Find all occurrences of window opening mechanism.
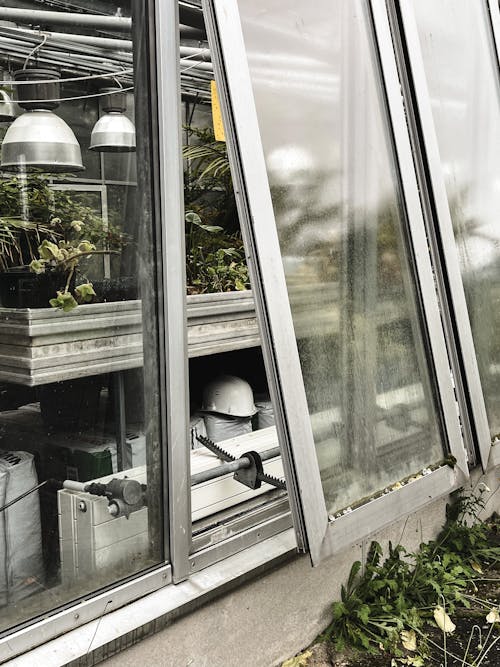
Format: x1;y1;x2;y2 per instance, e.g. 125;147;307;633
194;434;286;491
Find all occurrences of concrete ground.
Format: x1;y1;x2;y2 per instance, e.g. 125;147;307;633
96;495;453;667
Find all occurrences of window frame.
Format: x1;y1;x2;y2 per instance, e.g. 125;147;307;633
203;0;469;565
0;0;176;658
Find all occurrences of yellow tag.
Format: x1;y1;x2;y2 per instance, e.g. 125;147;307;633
211;80;226;142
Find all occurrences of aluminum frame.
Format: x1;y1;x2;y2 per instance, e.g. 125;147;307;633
155;0;191;583
0;1;176;656
0;565;172;663
204;0;469;565
396;0;494;470
488;0;500;69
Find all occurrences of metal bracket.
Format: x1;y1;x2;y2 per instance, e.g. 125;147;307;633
195;434;286;491
233;450;263;489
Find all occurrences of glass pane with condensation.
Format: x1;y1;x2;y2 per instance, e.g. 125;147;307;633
236;0;444;514
413;0;500;440
0;0;164;632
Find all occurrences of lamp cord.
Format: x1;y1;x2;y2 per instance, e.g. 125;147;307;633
23;33;48;69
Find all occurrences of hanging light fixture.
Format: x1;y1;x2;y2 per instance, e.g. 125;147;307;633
0;68;84;172
0;89;17;123
0;70;20;123
89;87;136;153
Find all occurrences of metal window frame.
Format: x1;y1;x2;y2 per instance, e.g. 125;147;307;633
203;0;469;565
395;0;495;470
0;0;178;658
487;0;500;68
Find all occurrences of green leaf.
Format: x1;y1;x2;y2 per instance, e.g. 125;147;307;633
75;282;96;303
356;604;370;624
347;561;362;593
332;601;346;621
49;290;78;312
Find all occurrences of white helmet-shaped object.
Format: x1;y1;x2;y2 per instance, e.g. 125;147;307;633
201;375;257;417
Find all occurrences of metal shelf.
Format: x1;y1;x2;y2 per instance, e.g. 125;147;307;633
0;285;410;385
0;291;260;385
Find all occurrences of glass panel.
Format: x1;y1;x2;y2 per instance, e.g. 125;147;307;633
412;0;500;440
0;1;164;632
236;0;444;514
180;14;288;547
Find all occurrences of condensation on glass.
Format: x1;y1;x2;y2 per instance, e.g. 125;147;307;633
236;0;444;514
412;0;500;440
0;1;163;632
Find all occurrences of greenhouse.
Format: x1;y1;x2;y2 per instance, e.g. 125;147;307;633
0;1;498;665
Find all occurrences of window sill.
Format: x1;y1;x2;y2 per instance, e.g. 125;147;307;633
7;529;297;667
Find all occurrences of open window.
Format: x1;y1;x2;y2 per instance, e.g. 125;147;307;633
204;0;470;564
395;0;500;469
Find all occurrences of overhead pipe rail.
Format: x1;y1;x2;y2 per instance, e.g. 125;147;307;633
0;4;206;36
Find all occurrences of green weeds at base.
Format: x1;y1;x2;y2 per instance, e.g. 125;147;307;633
322;485;500;662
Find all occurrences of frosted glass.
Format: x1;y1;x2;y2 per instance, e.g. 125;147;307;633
237;0;444;513
413;0;500;440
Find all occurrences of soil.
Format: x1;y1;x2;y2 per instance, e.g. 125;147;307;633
285;552;500;666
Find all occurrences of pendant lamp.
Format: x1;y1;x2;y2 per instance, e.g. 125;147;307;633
0;68;84;172
89;87;136;153
0;89;18;123
0;71;20;123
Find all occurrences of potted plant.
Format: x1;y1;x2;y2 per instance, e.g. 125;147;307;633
0;174;126;310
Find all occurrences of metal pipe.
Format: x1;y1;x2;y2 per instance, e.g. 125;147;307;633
63;480;87;493
191;458;249;486
0;6;205;35
181;46;211;62
0;27;209;63
190;447;281;486
180;25;206;40
0;7;132;32
180;58;213;73
8;26;133;51
179;3;205;32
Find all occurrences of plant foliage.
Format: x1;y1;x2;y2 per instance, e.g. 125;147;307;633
323;485;500;659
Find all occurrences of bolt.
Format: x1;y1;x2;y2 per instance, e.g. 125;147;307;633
78;501;87;512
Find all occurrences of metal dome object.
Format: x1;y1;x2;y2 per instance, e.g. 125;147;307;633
201;375;258;418
89;87;136;153
89;112;136;152
1;109;84;172
0;67;83;172
0;90;18;122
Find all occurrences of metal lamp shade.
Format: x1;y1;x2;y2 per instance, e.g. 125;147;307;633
89;112;136;153
0;109;84;172
0;90;18;122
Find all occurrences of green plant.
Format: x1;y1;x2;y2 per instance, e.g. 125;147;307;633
0;175;127;309
183;126;248;293
185;210;249;294
323;484;500;661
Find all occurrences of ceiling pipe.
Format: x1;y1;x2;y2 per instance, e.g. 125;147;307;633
180;25;206;40
2;28;210;61
0;5;206;35
0;7;131;32
179;3;205;32
8;27;133;51
180;58;212;73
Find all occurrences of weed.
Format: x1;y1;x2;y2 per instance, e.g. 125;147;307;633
323;485;500;663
